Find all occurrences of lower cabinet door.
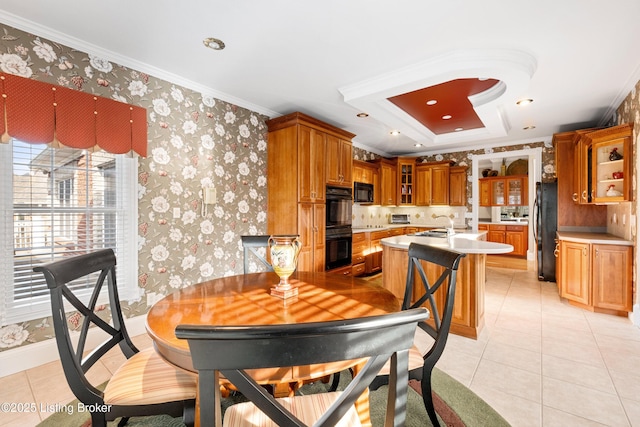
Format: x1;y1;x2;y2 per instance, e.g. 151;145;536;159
560;241;590;305
592;244;632;312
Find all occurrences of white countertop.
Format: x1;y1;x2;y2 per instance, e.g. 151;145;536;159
556;231;633;246
478;220;529;225
381;232;514;254
352;225;469;234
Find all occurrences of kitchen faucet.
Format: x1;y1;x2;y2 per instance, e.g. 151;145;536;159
433;214;455;236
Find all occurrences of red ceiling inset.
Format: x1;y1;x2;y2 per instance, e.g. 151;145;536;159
387;78;500;135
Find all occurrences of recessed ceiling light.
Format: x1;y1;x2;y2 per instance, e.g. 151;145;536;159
426;99;437;106
390;130;400;136
356;112;369;118
442;115;452;120
454;127;463;132
414;143;423;147
523;125;536;130
203;37;226;50
516;98;534;106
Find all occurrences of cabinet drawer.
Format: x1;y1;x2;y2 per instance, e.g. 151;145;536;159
371;230;390;240
478;224;489;230
352;232;366;243
506;225;525;231
353;240;370;253
389;228;405;236
352;263;366;276
489;225;506;231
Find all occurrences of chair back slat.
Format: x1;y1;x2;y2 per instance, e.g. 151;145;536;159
177;307;429;427
241;235;274;273
33;249;138;396
34;249;196;426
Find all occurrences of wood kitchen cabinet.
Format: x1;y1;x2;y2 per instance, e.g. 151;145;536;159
480;223;527;256
326;134;352;187
297;203;326;272
479;180;491;207
375;158;397;206
572;123;633;204
588;124;632;203
266;112;355;271
558;236;633;315
592;244;633;312
415;161;450;206
449;166;468;206
396;157;415;205
552;130;607;227
352;159;375;184
505;225;528;256
351;232;369;276
479;175;528;206
559;240;591;305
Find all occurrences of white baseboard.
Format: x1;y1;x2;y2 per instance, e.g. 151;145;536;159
631;304;640;327
0;314;148;378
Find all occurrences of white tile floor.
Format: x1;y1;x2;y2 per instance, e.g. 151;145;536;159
1;264;640;426
435;266;640;427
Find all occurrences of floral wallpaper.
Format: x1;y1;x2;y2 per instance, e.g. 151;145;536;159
0;24;269;351
613;79;640;310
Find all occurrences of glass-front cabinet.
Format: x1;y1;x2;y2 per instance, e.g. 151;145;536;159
581;123;632;204
491;180;505;205
397;158;415;205
481;175;527;206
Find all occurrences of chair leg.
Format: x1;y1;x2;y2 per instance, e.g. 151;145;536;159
91;412;107;427
420;367;440;427
328;372;341;392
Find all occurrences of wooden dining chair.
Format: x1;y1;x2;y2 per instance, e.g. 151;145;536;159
176;307;429;427
372;243;466;427
34;249;197;427
241;235;274;274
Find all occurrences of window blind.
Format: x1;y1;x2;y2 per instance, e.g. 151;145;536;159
1;140;138;325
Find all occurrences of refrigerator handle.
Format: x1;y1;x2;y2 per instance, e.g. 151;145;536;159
533;195;539;243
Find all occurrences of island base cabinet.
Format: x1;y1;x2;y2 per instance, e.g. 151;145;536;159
382;247;484;339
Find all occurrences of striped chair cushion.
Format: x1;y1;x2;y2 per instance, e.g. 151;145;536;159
223;392;362;427
104;347;198;405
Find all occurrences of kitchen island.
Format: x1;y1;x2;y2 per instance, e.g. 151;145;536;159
381;232;513;339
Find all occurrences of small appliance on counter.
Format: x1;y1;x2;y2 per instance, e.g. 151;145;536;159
389;214;410;224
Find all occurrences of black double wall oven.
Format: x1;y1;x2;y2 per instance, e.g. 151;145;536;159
325;186;352;270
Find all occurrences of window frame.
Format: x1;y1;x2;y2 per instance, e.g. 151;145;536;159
0;140;140;326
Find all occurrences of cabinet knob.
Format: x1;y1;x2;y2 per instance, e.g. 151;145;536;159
582;191;587;201
572;193;579;202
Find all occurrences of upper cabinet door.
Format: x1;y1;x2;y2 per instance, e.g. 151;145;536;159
326;135;352;187
298;125;326;203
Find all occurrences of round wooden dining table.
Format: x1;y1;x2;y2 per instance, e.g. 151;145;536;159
146;270;400;426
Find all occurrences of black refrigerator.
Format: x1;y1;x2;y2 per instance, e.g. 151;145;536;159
534;181;558;282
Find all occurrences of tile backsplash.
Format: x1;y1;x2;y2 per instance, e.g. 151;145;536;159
352;204;467;229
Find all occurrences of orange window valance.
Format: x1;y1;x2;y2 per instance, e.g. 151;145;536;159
0;72;147;157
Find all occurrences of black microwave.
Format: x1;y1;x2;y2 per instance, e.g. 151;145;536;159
353;182;374;204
